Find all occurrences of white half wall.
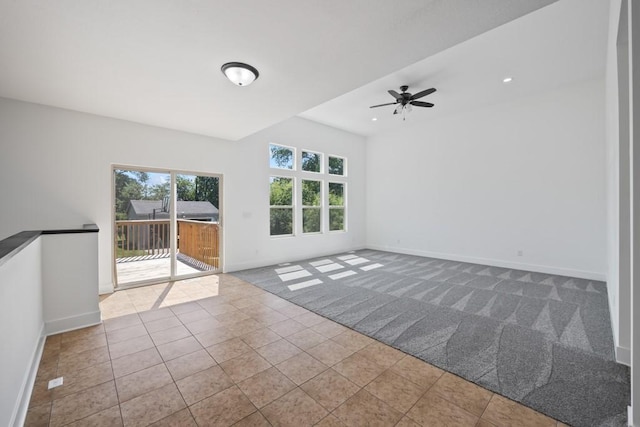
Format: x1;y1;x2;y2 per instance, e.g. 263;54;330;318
0;98;366;292
366;78;606;280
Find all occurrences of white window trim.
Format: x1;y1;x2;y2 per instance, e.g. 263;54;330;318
301;178;323;234
327;154;347;177
269;176;295;237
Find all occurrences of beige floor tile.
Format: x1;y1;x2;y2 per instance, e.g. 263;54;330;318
120;382;186;427
261;388;328;427
143;315;182;333
285;328;328;350
183;316;224;335
406;390;478;427
232;411;272;426
255;339;303;364
28;378;53;408
252;310;290;327
276;304;310;318
275;352;328;385
220;350;272;382
103;313;142;332
115;363;173;403
315;414;347;427
430;373;493;417
189;385;257;427
60;333;108;356
156;335;203;361
395;416;421;427
215;309;252;325
207;337;253;363
53;361;114;399
65;405;123;427
476;419;498;427
238;366;297;408
240;328;282;349
24;402;51;426
57;345;111;376
268;319;307;337
365;370;426;413
50;381;119;427
306;339;354;366
149;408;197;426
311;320;348;338
481;395;556;427
331;330;374;352
176;308;212;324
149;324;191;345
292;311;326;327
169;301;203;315
204;303;239;316
106;324;149;345
138;308;174;323
389;355;444;388
227;318;264;336
60;324;105;344
165;349;216;380
175;365;234;405
108;334;155;360
332;353;386;387
194;326;237;347
356;341;405;369
300;368;360;411
332;389;403;427
111;347;163;378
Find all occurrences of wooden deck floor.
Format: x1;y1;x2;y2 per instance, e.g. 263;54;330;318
116;257;204;285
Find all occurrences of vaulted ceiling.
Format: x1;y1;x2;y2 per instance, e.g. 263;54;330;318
1;0;592;141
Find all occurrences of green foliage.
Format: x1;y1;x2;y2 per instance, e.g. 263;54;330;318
302;180;321;206
195;176;219;208
149;182;170;200
270;208;293;235
328;157;344;175
303;208;321;233
176;175;195;201
301;151;321;172
270;177;293;206
270;145;293;169
328;182;344;206
329;208;345;231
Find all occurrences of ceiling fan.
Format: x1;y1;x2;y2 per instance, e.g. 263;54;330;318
370;85;436;119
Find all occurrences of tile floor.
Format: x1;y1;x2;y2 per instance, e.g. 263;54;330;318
25;274;569;426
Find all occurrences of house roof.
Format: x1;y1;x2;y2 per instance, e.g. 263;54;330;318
128;200;218;218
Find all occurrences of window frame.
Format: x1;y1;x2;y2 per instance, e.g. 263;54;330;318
301;150;323;174
301;178;323;234
327;155;347;177
269;175;295;237
269;143;296;171
328;181;346;232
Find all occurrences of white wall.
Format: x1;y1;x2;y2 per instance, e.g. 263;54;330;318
0;98;366;293
0;239;44;427
366;78;606;280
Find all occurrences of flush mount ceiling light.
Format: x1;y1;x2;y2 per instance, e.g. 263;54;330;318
503;77;513;83
221;62;259;86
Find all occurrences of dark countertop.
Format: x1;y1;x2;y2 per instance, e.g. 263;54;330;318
0;224;99;268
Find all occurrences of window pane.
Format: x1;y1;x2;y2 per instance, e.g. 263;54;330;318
328;182;344;206
329;208;345;231
303;208;321;233
328;156;344;175
270;144;294;170
270;177;293;206
302;151;321;172
271;208;293;235
302;180;321;206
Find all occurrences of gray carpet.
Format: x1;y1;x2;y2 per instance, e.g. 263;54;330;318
234;249;630;427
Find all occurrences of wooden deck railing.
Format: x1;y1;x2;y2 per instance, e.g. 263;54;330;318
115;219;219;269
177;219;220;269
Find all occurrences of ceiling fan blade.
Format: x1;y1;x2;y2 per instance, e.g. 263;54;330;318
410;101;434;108
388;90;402;100
369;102;398;108
410;88;436;100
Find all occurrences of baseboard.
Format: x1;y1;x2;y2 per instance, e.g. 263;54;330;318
365;244;606;281
99;282;114;295
628;405;633;426
11;324;45;427
225;246;366;273
616;346;631;366
45;310;102;335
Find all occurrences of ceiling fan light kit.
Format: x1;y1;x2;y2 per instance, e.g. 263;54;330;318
221;62;259;86
370;85;435;120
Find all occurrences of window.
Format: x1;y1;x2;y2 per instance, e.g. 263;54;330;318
329;182;345;231
270;177;294;236
270;144;294;170
302;180;321;233
328;156;345;176
302;150;321;173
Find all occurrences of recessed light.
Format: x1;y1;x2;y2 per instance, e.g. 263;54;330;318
372;117;378;121
503;77;513;83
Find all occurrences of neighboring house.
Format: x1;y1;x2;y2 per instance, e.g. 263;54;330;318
123;200;219;252
126;200;219;222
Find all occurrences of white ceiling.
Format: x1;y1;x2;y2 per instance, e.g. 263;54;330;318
301;0;610;136
0;0;559;141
